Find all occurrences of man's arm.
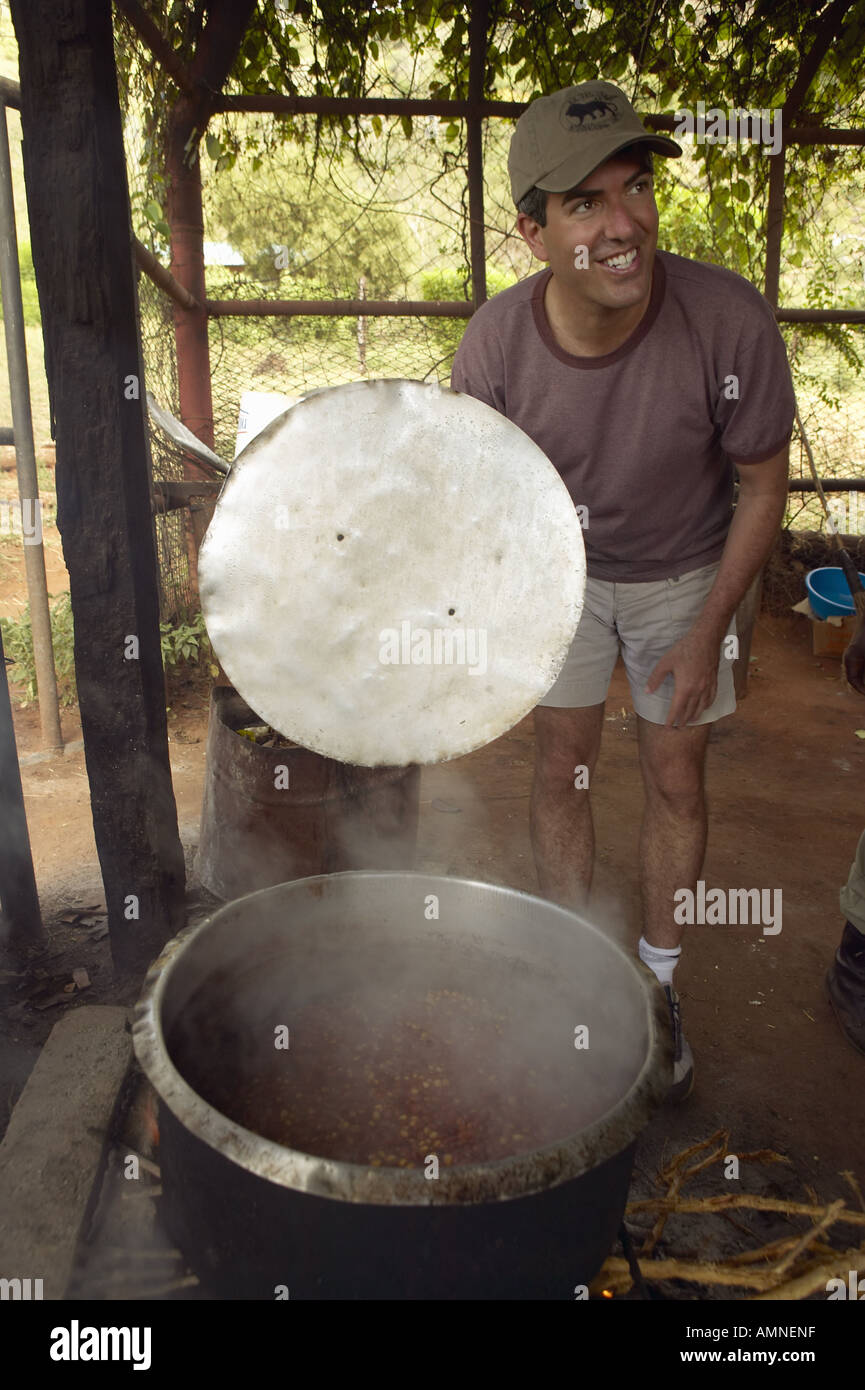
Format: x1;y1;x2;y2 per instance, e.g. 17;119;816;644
646;443;790;727
689;445;791;641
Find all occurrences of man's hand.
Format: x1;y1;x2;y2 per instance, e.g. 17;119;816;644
645;627;723;728
844;621;865;696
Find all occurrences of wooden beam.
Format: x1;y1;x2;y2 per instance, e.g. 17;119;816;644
776;308;865;324
186;0;258;124
5;60;863;148
133;236;199;310
10;0;186;973
214;94;525;118
788;479;865;492
203;298;864;324
765;0;852;308
151;478;221;513
206;297;473;317
781;0;852;123
210;92;865;146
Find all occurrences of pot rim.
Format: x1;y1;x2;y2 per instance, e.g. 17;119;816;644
133;871;672;1207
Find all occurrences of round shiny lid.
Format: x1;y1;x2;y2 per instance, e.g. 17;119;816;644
199;379;585;766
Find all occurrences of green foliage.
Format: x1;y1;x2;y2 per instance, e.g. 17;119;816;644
114;1;865;413
160;610;214;670
202;141;412;303
421;267;517;360
0;592;76;706
4;241;42;327
0;602;215;708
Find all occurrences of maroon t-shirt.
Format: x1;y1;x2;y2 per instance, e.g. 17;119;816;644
450;249;795;582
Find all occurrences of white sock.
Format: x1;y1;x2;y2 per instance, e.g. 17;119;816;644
638;936;681;987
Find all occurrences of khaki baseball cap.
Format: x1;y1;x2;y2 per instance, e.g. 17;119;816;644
509;80;682;205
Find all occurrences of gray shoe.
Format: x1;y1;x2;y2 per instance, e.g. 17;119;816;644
663;985;695;1101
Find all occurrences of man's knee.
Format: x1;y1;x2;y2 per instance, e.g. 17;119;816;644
644;777;705;822
533;705;604;790
638;724;709;810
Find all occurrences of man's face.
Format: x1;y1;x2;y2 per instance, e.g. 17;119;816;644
516;153;658;311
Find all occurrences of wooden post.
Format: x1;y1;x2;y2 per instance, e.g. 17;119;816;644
163;0;256;569
764;149;785;313
165;100;214;571
730;140;787;700
10;0;186;972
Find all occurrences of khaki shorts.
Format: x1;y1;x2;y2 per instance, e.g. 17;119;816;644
538;561;737;725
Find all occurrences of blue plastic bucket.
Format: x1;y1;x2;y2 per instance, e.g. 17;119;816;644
805;566;865;619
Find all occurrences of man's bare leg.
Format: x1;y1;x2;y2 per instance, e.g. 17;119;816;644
636;717;711;948
530;704;605;909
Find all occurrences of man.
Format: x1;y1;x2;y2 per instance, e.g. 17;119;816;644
450;80;795;1100
827;620;865;1055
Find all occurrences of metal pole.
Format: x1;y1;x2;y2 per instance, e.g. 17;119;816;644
203;296;865;325
467;0;488;310
764;149;785;309
207;297;474;317
0;99;63;750
357;274;367;376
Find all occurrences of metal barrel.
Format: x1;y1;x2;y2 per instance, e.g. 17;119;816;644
197;686;420;900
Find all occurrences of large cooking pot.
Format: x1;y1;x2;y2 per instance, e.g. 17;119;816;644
133;872;671;1300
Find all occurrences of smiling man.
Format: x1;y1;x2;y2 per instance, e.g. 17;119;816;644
450;80;795;1101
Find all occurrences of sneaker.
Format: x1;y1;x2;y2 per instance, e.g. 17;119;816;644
663;984;695;1102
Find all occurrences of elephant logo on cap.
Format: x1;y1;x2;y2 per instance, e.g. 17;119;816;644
560;94;619;130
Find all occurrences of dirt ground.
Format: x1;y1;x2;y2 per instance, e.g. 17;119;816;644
2;609;864;1292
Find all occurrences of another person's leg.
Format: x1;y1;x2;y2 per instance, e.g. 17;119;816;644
827;829;865;1055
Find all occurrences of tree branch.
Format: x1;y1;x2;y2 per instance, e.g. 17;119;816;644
113;0;198;96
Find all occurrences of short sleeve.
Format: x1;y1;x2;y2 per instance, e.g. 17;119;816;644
449;312;506;414
714;297;795;463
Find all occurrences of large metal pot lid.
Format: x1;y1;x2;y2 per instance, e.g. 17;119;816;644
198;379;586;767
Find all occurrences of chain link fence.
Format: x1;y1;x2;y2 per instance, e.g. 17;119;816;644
136;266;197;622
115;32;865;619
206;293;461;461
